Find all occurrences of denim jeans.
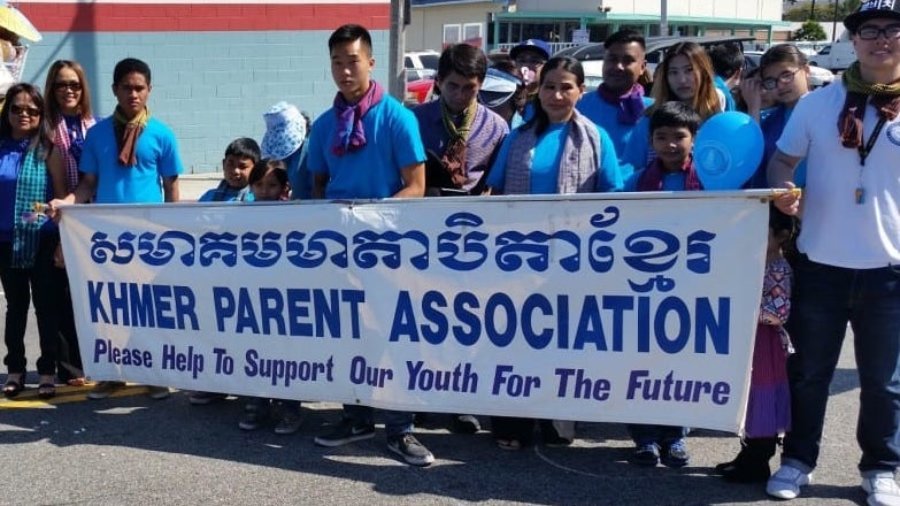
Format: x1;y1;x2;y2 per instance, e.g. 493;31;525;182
627;424;688;446
343;404;414;438
782;255;900;473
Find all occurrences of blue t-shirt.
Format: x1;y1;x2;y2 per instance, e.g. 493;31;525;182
307;95;425;199
746;104;807;189
576;91;654;179
81;116;184;204
624;168;688;192
714;76;736;112
286;146;311;200
486;121;622;193
198;183;254;202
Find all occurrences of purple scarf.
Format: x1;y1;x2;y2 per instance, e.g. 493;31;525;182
637;156;702;191
597;83;646;125
331;80;385;156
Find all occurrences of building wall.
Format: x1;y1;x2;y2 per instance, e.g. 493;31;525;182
17;1;390;174
408;2;500;51
517;0;782;22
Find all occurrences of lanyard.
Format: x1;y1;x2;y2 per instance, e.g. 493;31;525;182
858;116;888;167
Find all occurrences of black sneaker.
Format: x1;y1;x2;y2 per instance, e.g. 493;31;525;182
630;443;660;467
189;391;228;405
449;414;481;434
386;433;434;467
661;439;690;468
313;419;375;447
238;410;268;431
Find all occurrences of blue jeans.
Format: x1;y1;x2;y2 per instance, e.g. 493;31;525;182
343;404;413;439
627;424;688;446
782;255;900;473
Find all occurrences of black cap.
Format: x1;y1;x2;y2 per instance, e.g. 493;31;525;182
845;0;900;32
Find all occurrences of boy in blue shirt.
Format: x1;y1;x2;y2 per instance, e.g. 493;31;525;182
50;57;184;400
307;24;431;467
625;101;703;192
197;138;260;203
625;101;703;467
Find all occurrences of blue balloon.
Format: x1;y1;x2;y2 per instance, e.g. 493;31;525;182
693;111;764;190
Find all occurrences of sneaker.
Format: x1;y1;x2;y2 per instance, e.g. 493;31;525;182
630;443;660;467
862;472;900;506
274;410;305;435
449;414;481;434
766;464;812;500
86;381;126;400
314;419;375;447
146;385;171;400
387;433;434;467
189;391;227;405
661;439;690;468
238;410;267;431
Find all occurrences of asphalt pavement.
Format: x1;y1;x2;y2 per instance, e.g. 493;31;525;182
0;178;871;505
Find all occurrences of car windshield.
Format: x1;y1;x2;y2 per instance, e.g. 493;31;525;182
420;54;439;71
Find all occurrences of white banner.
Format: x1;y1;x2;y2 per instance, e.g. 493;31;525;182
59;193;768;432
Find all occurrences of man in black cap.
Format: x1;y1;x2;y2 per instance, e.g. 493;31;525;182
767;1;900;504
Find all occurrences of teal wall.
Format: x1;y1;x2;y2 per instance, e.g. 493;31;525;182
22;30;390;173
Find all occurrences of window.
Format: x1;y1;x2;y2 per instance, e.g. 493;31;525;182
443;24;461;45
463;22;483;47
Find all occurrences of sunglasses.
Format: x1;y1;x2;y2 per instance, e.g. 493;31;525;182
10;105;41;117
54;81;83;91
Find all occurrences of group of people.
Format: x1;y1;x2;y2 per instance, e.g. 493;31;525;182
1;2;899;503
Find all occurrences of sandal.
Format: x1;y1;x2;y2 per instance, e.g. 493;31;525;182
37;383;56;400
496;438;522;451
3;374;25;399
67;377;88;387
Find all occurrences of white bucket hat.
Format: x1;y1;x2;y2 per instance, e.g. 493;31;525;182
261;101;307;160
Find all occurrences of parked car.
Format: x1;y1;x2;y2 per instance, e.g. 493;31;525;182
404;50;439;106
405;50;440;81
807;34;855;72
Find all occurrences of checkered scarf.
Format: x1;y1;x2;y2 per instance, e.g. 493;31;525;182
12;146;48;268
54;115;95;193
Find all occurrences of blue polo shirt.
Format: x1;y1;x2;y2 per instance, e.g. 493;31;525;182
80;116;184;203
486;121;622;194
307;95;425;199
576;91;654;179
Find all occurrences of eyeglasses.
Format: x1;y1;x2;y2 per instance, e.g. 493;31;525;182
54;81;82;91
761;68;803;91
856;24;900;40
10;105;41;117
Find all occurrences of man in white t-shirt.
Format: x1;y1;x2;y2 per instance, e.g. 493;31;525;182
768;3;900;505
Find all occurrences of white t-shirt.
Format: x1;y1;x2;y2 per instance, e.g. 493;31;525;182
777;82;900;268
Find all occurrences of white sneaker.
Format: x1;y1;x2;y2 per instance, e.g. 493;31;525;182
862;473;900;506
766;464;812;500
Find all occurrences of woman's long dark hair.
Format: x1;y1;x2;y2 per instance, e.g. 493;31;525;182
0;83;53;156
524;56;584;136
44;59;94;127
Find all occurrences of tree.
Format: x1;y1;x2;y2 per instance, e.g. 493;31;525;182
783;0;862;21
793;20;828;40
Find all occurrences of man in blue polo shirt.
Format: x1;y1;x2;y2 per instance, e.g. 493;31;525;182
576;29;654;178
307;24;432;467
50;57;183;400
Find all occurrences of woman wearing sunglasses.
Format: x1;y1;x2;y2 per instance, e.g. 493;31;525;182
0;83;67;399
42;60;96;387
741;44;812;189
